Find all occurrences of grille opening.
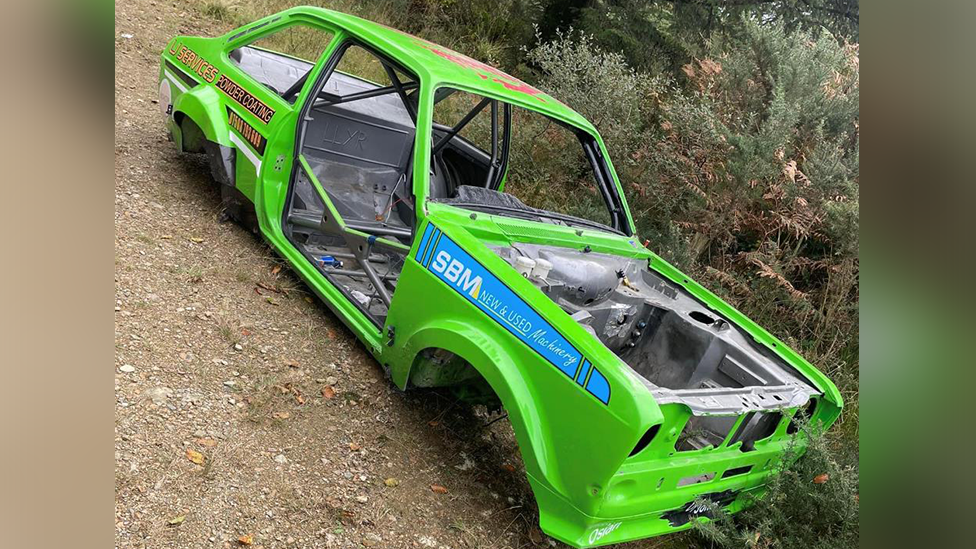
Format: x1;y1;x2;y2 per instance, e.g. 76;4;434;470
675;415;736;452
729;412;781;452
689;311;715;324
721;465;753;479
677;472;716;487
786;398;818;434
629;424;661;457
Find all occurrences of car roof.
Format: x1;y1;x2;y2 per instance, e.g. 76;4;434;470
274;6;595;133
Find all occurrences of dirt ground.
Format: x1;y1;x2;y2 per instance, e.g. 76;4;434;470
114;2;677;548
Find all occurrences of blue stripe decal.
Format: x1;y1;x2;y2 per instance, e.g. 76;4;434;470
424;230;442;267
415;223;435;262
585;367;611;404
422;227;610;404
575;360;592;385
421;229;440;267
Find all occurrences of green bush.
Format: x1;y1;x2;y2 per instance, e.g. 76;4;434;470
692;419;859;549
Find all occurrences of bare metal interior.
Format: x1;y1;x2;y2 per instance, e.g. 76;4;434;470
490;243;819;420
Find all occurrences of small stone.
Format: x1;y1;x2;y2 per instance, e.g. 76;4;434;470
325;376;338;386
355;495;368;504
144;386;173;405
193;429;206;438
234;343;243;351
274;454;288;464
223;380;236;387
119;364;135;373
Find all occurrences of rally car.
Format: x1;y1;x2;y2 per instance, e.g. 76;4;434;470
159;7;841;547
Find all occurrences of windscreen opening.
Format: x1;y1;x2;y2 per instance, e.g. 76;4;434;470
429;88;628;234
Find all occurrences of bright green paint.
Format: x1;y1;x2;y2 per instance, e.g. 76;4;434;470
160;7;841;547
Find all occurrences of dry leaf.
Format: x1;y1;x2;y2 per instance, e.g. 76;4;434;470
167;515;186;526
384;478;399;487
161;235;173;240
241;328;252;336
430;484;448;494
284;359;300;368
304;296;313;304
273;411;291;420
196;438;217;448
428;420;440;427
186;449;205;465
501;463;516;473
190;237;204;243
237;534;254;545
321;386;336;399
813;473;829;484
271;265;282;275
294;393;306;405
349;442;362;451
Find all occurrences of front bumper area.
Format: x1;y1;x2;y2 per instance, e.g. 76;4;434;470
530;439;791;548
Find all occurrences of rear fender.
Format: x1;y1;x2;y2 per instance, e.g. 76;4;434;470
172;86;229;151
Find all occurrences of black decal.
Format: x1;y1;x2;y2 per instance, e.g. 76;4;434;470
226;106;267;155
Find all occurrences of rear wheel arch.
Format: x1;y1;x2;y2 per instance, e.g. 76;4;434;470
172;87;229;148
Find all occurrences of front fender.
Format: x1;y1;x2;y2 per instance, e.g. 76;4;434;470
393;320;561;489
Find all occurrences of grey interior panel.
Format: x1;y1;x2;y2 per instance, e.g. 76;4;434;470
229;46;313;95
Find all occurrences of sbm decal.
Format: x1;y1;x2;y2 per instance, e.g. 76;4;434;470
226;107;267;155
168;42;219;83
215;75;275;124
416;224;611;405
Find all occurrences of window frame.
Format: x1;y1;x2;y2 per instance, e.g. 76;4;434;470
427;84;632;235
221;15;341;109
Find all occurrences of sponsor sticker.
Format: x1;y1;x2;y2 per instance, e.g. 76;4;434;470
168;42;219;83
588;522;621;545
159;79;172;116
215;74;275;124
226;107;266;155
417;224;611;405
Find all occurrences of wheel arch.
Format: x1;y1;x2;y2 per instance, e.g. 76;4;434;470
395;322;566;493
172;86;229;151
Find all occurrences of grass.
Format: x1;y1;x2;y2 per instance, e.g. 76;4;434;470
200;0;236;21
215;315;242;345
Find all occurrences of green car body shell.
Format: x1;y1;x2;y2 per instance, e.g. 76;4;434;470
158;6;842;547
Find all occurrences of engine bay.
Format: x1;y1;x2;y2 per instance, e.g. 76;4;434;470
491;243;820;416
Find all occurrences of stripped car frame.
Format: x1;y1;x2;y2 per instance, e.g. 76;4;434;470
159;7;842;547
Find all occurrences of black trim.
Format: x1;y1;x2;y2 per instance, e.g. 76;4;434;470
226;17;278;43
164;60;199;88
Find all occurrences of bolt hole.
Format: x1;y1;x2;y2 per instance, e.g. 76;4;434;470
689;311;715;324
